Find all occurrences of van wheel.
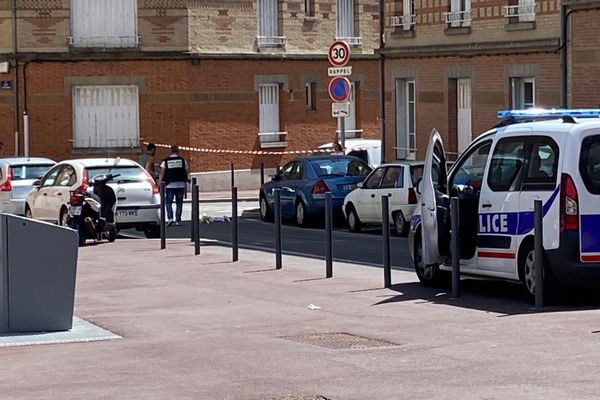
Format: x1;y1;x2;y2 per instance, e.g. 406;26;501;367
393;211;407;236
414;232;447;287
518;242;559;303
346;204;362;233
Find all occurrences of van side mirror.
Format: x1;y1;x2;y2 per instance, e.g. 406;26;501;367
32;179;41;187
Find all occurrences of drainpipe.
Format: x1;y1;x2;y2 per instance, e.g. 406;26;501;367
378;0;386;164
11;0;19;156
559;4;567;108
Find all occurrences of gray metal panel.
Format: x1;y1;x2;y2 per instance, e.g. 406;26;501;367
6;215;78;333
0;215;7;332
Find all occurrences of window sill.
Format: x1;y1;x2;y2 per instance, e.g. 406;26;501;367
260;141;288;149
304;16;316;21
71;147;141;154
444;26;471;35
391;29;416;39
505;21;536;31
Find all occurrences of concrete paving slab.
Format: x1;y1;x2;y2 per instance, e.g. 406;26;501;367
1;240;600;399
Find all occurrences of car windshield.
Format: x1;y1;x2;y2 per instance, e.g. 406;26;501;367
86;166;145;182
310;158;371;177
10;164;54;180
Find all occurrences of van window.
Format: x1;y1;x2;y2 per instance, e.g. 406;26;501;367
522;138;559;191
450;141;492;190
348;150;368;164
488;138;526;192
580;135;600;194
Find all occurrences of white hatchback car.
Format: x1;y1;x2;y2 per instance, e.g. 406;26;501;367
25;158;161;238
343;162;422;235
0;157;56;215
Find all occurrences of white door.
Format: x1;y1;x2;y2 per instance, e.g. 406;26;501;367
259;83;280;143
356;167;385;222
32;165;62;220
49;165;78;223
457;79;472;154
379;166;404;223
420;129;450;265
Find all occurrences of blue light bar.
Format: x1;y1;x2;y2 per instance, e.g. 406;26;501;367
497;108;600;119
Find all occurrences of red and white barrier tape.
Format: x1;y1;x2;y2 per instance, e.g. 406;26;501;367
146;142;336;155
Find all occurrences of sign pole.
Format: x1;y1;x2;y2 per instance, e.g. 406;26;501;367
340;117;346;148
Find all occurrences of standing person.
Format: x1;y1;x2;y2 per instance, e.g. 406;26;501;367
158;145;189;226
139;143;158;180
332;141;344;155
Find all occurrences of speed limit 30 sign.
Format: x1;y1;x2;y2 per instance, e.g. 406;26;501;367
327;40;350;67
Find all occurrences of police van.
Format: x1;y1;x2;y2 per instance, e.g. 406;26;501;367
408;109;600;299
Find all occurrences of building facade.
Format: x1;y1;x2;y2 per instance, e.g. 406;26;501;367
381;0;563;161
0;0;381;171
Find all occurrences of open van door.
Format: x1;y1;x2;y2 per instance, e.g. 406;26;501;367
420;129;450;265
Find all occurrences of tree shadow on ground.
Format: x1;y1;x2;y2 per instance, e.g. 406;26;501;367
372;278;600;317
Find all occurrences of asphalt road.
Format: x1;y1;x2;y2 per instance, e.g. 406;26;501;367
124;218;415;270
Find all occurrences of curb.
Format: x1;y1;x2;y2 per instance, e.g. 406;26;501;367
241;209;261;219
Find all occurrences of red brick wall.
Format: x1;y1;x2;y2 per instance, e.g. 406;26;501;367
383;52;560;162
570;9;600;108
15;58;379;172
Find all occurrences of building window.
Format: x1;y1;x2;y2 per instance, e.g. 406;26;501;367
305;0;315;17
395;79;416;160
511;77;535;109
259;83;286;146
305;82;316;111
391;0;416;31
444;0;471;27
70;0;139;48
257;0;285;47
72;85;139;148
505;0;536;22
336;0;361;45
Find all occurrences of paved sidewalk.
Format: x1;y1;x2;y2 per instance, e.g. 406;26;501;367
2;240;600;399
185;189;259;203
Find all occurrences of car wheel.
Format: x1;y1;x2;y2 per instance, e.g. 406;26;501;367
393;211;407;237
24;205;32;219
59;208;69;227
518;242;558;303
414;231;447;287
295;200;310;227
144;226;161;239
259;195;273;222
346;205;362;233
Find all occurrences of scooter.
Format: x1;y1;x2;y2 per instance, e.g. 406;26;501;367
68;174;119;246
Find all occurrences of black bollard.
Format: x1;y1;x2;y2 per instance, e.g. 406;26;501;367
230;163;235;189
275;189;282;270
160;182;166;250
190;177;197;243
382;195;391;288
325;192;333;278
451;197;460;298
193;183;200;255
232;187;239;262
534;199;544;310
260;162;265;186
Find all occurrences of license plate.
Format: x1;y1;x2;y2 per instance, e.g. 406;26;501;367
68;206;82;216
117;210;138;217
342;184;357;191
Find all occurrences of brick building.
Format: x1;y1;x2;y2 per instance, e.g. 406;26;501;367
381;0;568;161
0;0;381;171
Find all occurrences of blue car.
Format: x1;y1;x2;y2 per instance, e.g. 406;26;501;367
259;155;372;226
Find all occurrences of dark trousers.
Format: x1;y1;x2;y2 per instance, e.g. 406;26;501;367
165;187;185;222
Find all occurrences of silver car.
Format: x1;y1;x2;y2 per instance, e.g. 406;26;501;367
0;157;56;215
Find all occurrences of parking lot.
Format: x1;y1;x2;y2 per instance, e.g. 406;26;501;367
3;238;600;399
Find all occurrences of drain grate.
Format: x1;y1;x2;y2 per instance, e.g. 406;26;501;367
257;396;332;400
279;332;400;350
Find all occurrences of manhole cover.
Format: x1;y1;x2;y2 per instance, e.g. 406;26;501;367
279;332;400;350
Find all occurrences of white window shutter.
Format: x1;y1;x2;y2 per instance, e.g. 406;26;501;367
71;0;137;48
73;85;139;148
259;84;280;143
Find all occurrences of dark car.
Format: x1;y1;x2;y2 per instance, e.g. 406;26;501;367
259;155;372;226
